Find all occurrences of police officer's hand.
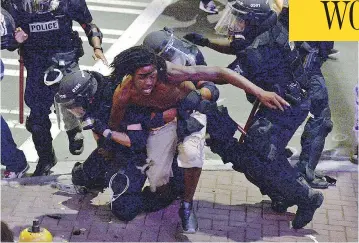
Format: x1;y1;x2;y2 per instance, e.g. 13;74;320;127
183;33;209;47
258;90;290;111
93;48;108;66
91;118;109;136
14;27;28;44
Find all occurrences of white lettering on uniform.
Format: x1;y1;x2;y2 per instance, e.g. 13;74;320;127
250;3;261;7
29;20;59;33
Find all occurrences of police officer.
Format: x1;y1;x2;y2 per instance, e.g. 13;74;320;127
1;7;29;179
278;4;335;188
184;0;324;229
5;0;107;176
55;70;185;221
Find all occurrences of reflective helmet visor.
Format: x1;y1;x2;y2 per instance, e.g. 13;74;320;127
158;33;197;66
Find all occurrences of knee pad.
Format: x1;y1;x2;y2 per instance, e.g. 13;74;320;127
320;108;333;134
111;194;143;221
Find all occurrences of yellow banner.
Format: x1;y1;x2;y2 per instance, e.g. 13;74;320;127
289;0;359;41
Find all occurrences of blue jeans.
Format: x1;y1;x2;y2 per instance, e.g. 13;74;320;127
1;116;27;172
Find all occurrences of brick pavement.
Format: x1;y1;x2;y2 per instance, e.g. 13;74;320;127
1;170;358;242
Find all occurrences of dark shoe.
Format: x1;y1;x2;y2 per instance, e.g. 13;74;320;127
179;201;198;233
67;126;84;155
33;149;57;177
292;190;324;229
308;177;329;189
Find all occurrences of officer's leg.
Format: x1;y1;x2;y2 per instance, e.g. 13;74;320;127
299;75;333;188
24;60;57;176
72;148;109;191
110;157;147;222
61;105;84;155
241;148;323;229
1;116;28;176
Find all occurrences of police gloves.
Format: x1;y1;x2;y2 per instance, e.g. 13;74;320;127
183;33;210;47
91;119;109;137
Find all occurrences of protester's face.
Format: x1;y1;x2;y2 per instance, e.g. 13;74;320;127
133;65;158;95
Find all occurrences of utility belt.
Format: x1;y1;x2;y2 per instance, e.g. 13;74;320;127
273;81;307;106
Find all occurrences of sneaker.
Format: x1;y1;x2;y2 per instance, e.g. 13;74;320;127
3;163;30;179
199;0;218;14
327;49;340;60
178;201;198;233
67;126;84;155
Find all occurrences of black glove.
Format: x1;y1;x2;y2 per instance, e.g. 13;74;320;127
183;33;209;47
91;119;109;136
179;90;202;112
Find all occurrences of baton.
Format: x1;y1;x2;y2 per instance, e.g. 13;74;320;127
239;99;260;143
19;46;24;124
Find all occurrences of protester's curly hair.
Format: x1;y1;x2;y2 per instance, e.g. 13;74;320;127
109;45;167;83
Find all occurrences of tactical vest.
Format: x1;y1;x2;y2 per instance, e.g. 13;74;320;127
17;1;74;53
236;22;310;91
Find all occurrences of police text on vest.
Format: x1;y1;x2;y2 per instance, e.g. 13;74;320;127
29;20;59;32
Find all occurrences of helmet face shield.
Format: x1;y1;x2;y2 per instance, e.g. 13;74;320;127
215;3;246;36
158;34;197;66
215;0;277;36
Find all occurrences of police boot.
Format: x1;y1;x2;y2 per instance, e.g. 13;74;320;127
292;177;324;229
295;161;329;189
305;163;329;189
270;194;295;214
67;126;84;155
33;147;57;176
179;201;198;234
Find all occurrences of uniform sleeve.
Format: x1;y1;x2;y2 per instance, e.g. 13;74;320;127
67;0;93;23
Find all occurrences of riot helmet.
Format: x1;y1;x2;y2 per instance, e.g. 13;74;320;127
143;27;198;66
12;0;60;14
55;70;98;118
1;7;16;50
215;0;279;37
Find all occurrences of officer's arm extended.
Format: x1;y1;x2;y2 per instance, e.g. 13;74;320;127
165;61;290;111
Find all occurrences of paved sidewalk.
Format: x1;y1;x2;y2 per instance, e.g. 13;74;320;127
1;170;358;242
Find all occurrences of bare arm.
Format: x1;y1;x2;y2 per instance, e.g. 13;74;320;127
109;75;132;130
166;62;290;110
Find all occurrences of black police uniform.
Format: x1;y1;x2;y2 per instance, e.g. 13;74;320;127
70;72;183;221
6;0;90;174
